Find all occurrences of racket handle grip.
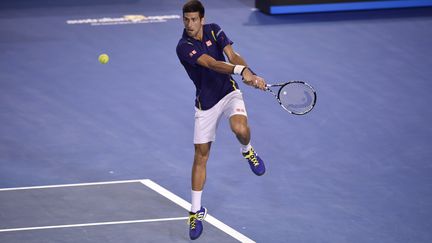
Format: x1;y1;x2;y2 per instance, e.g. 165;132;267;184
267;83;286;87
266;84;281;88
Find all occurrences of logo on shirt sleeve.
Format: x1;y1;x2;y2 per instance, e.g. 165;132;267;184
189;50;197;57
206;40;212;47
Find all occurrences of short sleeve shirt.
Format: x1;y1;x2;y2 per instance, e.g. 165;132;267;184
176;23;239;110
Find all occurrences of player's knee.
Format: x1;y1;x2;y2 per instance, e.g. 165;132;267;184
195;151;209;160
232;123;249;138
194;145;210;165
194;153;209;167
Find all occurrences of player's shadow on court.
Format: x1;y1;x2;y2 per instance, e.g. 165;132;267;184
245;7;432;25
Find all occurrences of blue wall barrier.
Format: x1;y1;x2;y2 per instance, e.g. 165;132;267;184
256;0;432;14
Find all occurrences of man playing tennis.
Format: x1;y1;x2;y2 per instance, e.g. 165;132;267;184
176;0;267;240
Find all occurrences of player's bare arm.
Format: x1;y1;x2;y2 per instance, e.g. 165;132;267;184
197;51;266;90
223;45;266;90
196;54;235;74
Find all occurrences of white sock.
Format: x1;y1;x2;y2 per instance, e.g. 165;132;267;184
241;143;252;153
191;190;203;213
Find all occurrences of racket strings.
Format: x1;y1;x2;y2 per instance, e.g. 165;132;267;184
279;83;315;114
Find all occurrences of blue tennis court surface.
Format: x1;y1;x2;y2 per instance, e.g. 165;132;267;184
0;180;250;242
1;0;432;242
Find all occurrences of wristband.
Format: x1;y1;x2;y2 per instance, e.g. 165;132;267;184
233;65;246;75
247;67;256;75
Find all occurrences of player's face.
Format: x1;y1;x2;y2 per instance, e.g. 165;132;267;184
183;12;204;39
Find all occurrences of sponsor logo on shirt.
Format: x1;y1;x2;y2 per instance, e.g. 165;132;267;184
206;40;212;47
189;50;197;57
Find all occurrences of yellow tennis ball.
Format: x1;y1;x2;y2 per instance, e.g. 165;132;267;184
98;54;109;64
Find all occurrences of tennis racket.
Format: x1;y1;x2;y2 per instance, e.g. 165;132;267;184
266;81;317;115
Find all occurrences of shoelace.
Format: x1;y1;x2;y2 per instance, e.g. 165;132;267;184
188;210;206;229
244;150;259;167
188;214;197;229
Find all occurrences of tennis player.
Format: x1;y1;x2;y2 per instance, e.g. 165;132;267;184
176;0;266;240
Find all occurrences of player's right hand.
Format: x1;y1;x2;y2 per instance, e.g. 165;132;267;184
252;75;267;90
242;69;266;90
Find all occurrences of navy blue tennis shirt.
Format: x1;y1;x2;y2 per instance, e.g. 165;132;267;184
176;23;239;110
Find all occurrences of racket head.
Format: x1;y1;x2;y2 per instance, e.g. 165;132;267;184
276;81;317;115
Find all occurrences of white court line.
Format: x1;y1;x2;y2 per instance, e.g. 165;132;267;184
0;217;188;233
0;179;143;191
141;179;256;243
0;179;256;243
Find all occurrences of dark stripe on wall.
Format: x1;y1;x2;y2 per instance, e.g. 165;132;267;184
256;0;432;14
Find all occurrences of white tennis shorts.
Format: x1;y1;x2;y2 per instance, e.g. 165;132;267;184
194;90;247;144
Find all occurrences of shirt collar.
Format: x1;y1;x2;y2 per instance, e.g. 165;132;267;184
182;26;208;43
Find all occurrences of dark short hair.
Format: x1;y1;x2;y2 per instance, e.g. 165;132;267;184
183;0;205;18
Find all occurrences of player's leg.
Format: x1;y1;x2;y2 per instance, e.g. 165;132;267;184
230;115;265;176
189;104;221;240
191;142;211;202
226;91;265;176
188;142;210;240
229;114;250;146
